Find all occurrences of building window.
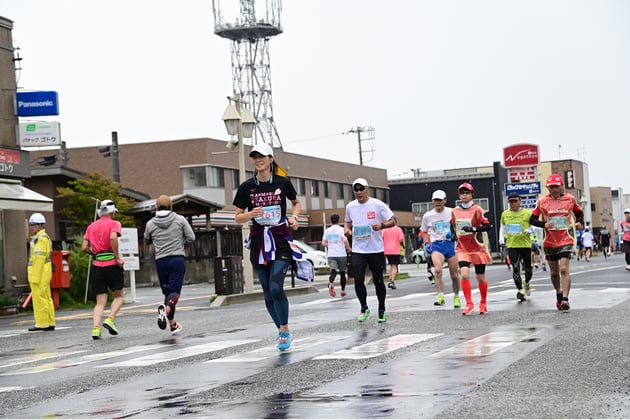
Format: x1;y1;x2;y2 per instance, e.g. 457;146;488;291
295;178;306;195
207;166;225;188
311;180;319;196
336;182;344;200
183;167;207;188
412;202;433;216
183;166;224;188
324;181;332;198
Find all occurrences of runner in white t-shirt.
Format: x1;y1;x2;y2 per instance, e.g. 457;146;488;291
420;189;461;308
344;178;396;324
322;213;351;297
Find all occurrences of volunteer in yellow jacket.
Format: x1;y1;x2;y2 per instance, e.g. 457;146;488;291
27;213;55;331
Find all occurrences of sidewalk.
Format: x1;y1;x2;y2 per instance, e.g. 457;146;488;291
126;263;429;308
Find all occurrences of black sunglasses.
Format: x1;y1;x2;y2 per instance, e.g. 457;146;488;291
353;185;365;192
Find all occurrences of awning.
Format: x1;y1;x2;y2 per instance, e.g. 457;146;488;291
0;180;53;212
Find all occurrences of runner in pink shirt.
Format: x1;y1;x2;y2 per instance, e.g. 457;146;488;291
82;199;125;339
382;223;405;289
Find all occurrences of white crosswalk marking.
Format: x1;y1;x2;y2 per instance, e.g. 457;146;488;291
389;293;435;301
104;339;259;367
2;282;628;386
207;335;349;363
430;328;539;358
0;386;29;393
0;344;169;376
314;334;442;360
0;350;86;370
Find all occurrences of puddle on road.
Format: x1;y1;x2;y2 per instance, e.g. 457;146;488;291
284;324;554;419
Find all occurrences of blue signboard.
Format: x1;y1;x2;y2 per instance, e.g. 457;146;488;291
16;91;59;117
520;194;538;209
505;182;541;196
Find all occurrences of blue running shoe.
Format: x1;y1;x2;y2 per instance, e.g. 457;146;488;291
277;331;292;351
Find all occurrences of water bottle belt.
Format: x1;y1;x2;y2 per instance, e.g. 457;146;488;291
95;252;116;261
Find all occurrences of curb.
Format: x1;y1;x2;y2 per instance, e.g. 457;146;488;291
210;285;320;308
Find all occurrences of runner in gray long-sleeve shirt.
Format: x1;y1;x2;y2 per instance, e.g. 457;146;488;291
144;195;195;335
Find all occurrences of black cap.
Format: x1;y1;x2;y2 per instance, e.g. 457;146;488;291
508;192;521;201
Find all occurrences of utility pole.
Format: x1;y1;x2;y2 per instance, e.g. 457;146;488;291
344;126;375;165
60;141;68;167
98;132;121;183
112;131;120;183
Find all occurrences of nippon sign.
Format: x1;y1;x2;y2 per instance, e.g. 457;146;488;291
503;144;539;168
0;147;30;178
15;91;59;117
505;182;541;196
18;122;61;147
508;166;537;182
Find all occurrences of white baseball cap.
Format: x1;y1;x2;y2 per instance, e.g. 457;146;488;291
624;208;630;214
100;199;118;216
352;178;369;187
249;143;274;157
432;190;446;200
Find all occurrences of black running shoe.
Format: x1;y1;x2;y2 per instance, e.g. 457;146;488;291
157;304;167;330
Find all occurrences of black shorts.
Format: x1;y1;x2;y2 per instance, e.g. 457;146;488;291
386;254;401;265
91;264;124;295
458;261;487;274
544;244;574;261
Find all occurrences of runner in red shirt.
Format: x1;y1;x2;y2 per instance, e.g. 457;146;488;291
529;174;584;311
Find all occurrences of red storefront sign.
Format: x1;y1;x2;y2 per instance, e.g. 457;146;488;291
503;144;539;168
508;166;537;182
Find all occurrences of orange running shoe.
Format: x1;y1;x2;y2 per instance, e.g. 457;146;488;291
462;302;475;316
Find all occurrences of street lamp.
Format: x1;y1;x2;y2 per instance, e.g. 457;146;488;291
222;94;257;294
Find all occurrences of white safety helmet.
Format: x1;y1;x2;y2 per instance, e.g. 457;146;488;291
29;213;46;225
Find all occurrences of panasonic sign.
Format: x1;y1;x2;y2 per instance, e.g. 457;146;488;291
15;91;60;117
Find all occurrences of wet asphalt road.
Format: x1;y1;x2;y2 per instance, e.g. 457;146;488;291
1;256;630;418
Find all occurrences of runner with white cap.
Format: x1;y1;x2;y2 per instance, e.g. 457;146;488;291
344;177;396;323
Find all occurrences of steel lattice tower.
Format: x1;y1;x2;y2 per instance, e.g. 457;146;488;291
213;0;283;149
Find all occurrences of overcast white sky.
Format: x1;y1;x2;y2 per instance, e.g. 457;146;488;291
3;0;630;191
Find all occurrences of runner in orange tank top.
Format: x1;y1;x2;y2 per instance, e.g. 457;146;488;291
451;182;492;316
529;173;584;311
